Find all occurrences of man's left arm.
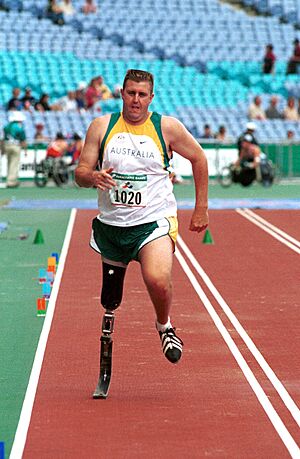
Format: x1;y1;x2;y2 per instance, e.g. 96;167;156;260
163;116;209;232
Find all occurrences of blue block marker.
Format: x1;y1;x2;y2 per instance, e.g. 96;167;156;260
42;282;51;299
0;442;5;459
51;252;59;264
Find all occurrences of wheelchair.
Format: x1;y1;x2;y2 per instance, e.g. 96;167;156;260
34;157;71;187
218;153;275;188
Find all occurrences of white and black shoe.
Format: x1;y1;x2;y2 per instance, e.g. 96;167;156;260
158;327;183;363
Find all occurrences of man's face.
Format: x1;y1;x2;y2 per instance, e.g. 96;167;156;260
121;80;154;124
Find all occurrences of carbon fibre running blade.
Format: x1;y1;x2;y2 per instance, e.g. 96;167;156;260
93;338;112;399
93;370;111;399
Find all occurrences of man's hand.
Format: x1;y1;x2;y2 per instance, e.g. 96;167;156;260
189;207;209;233
92;167;116;190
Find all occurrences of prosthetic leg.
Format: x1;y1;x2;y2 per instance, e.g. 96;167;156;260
93;310;114;399
93;262;126;399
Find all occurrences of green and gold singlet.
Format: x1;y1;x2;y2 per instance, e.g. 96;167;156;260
96;112;177;227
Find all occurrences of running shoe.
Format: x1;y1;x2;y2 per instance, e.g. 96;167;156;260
158;327;183;363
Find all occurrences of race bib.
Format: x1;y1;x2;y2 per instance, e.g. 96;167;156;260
109;172;148;207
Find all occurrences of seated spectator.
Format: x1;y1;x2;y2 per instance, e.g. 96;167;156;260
286;38;300;75
46;132;69;158
85;77;102;109
75;81;87;111
214;125;232;143
7;87;22;111
265;96;282;119
262;44;276;74
34;123;49;142
58;0;75;16
112;84;122;99
35;93;60;111
248;95;266;120
201;124;213;139
55;90;78;111
21;87;36;108
94;75;113;100
286;130;295;143
283;97;299;121
46;0;65;25
81;0;97;14
23;100;34;113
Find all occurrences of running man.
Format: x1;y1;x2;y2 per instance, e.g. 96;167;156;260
75;69;208;365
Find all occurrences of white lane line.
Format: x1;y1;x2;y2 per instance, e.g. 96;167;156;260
239;208;300;249
177;234;300;429
175;246;300;458
236;208;300;255
9;208;77;459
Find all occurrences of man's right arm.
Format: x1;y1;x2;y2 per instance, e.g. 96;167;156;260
75;116;116;190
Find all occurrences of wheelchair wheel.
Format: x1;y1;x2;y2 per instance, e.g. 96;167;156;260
34;162;49;187
52;159;69;187
218;166;232;188
239;168;256;187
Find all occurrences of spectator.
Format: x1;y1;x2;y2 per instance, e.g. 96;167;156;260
35;93;54;111
46;132;69;158
75;81;87;111
59;0;75;16
201;124;213;139
262;44;276;74
34;123;49;142
46;0;65;25
81;0;97;14
7;87;22;111
23;100;34;113
265;96;282;119
94;75;113;100
283;97;299;121
248;95;266;120
286;38;300;75
112;84;122;99
21;87;36;108
85;77;102;110
55;90;78;111
2;111;27;188
286;130;295;143
214;125;232;143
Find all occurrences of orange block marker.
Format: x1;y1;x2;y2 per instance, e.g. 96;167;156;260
48;256;57;268
37;298;46;317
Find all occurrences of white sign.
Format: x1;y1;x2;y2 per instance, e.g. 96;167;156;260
173;147;238;177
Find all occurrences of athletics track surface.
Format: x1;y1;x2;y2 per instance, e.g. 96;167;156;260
6;206;300;458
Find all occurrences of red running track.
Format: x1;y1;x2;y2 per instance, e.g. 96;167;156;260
21;209;300;458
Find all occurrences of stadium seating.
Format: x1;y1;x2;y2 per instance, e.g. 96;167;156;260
239;0;300;26
0;0;299;142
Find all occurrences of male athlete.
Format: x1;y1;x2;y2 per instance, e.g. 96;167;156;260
75;69;208;397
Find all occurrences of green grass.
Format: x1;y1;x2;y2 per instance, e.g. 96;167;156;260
0;209;70;457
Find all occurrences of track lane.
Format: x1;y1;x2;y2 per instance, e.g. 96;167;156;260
21;210;296;458
178;209;300;444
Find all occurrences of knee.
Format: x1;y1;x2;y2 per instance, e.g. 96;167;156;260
144;272;172;296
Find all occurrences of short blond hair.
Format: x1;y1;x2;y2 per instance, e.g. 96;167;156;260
123;69;154;93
